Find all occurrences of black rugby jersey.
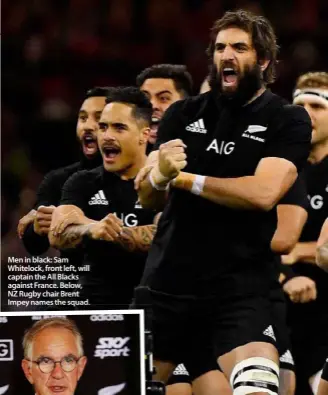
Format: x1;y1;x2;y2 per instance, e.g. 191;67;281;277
60;166;157;307
22;155;101;258
142;90;311;296
289;156;328;330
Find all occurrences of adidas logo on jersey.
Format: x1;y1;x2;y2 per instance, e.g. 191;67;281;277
89;190;109;205
280;350;294;365
186;119;207;134
134;200;142;209
263;325;276;341
173;364;189;376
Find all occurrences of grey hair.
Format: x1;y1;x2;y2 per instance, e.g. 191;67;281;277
22;317;84;360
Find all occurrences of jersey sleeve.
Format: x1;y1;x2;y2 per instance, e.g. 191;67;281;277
263;105;312;172
154;100;186;149
279;175;309;210
33;170;63;208
22;224;50;256
60;170;90;211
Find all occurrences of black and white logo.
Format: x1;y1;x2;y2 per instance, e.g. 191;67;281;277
186;119;207;134
0;340;14;361
242;125;267;143
206;139;235;155
308;194;324;210
98;383;126;395
89;190;109;205
134;199;142;209
114;212;138;227
263;325;276;341
94;337;130;359
90;314;124;322
0;317;8;324
280;350;294;365
0;385;9;395
173;364;189;376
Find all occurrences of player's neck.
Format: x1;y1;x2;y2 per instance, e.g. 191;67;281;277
119;153;147;180
309;140;328;164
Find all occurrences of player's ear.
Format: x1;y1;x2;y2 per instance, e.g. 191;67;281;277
259;58;270;73
22;359;34;384
140;127;150;145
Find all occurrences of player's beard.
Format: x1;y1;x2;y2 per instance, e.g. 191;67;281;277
208;61;263;107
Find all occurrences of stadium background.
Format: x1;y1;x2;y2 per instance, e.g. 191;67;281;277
1;0;328;259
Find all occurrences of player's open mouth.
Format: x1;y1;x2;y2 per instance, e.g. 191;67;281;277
49;386;66;393
102;145;121;163
150;117;160;137
222;68;238;87
82;134;97;156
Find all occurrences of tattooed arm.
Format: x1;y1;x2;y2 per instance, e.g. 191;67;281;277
49;205;123;249
117;224;157;252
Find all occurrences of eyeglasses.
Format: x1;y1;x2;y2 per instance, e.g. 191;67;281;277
26;355;82;373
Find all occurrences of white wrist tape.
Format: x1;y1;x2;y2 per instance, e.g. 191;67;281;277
191;175;205;195
149;169;170;191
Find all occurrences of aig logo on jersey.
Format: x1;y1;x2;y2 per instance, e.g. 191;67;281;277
94;337;130;359
308;194;324;210
206;140;235;155
242;125;267;143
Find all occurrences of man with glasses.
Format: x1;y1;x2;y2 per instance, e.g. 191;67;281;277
21;317;87;395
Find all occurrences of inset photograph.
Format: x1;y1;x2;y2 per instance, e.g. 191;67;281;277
0;310;145;395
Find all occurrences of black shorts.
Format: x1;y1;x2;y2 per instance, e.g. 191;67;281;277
322;359;328;382
139;288;277;367
184;287;292;380
167;364;192;386
288;302;328;379
270;287;295;371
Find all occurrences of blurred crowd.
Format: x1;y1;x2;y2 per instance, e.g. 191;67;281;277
1;0;328;257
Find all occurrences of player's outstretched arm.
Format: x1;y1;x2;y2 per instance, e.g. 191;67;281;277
173;157;297;211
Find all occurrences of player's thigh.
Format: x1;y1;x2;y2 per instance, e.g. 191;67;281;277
153;360;176;383
317;379;328;395
192;369;232;395
279;368;295;395
166;383;193;395
215;295;279;394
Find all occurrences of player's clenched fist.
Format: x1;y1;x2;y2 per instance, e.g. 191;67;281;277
89;214;123;242
158;139;187;180
34;205;56;236
283;276;317;303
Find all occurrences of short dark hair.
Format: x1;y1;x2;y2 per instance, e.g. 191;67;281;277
105;87;152;126
85;86;113;99
207;9;279;85
136;64;193;97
